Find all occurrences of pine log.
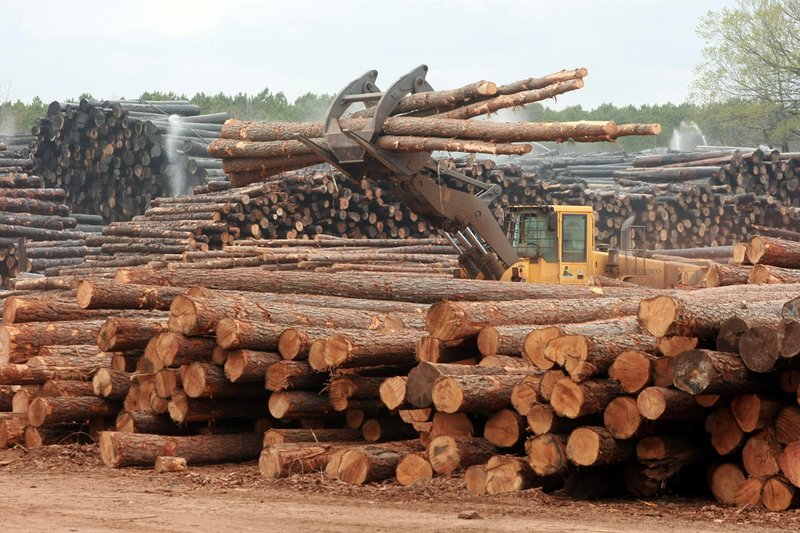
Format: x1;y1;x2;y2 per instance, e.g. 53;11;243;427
396;452;433;486
746;236;800;268
738;321;786;373
27;396;120;427
546;334;657;382
215;319;286;350
703;263;751;287
426;435;498;475
115;410;185;434
1;297;127;324
523;432;575;480
97;317;166;352
262;428;362;445
730;394;783;433
485;455;539;494
735;477;764;507
741;428;782;478
709;463;746;505
550;379;621;419
76;280;185;310
656;336;698;357
749;264;800;284
168;390;266;423
268;391;331;419
509;374;543;416
416;336;478;364
361;417;417;442
776;406;800;445
673;349;764;395
259;442;345;478
603;396;664;440
706;405;745;455
328;376;384;412
23;426;84;447
566;426;634;466
99;431;263;467
265;360;326;391
379;376;407;410
762;476;798;511
183;362;266;399
317;330;424;371
39;379;94;397
636;386;707;421
427;297;640;341
224;349;280;383
331;441;420;484
0;412;27;447
608;350;654;393
463;464;488;495
154;456;188;473
429;411;473;439
779;442;800;488
0;320;107;363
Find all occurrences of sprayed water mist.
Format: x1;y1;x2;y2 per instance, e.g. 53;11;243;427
669;121;706;151
165;114;188;196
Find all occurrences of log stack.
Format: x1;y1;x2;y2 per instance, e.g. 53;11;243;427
31;100;226;223
0;146;103;286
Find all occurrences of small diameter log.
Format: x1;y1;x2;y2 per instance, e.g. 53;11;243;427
709;463;746;505
636;387;707;421
154;456;188;473
538;370;566;402
99;431;263;467
730;394;783;433
431;373;522;414
268;391;331;419
525;433;569;476
328;376;385;412
749;264;800;284
260;442;344;478
704;263;751;287
484;408;526;448
485;455;538;495
657;336;698;357
603;396;657;440
40;380;95;397
155;332;216;368
608;351;654;394
735;477;765;507
546;334;657;382
566;426;634;466
76;280;185;310
464;464;488;495
673;349;764;395
527;404;590;436
779;442;800;488
224;349;281;382
426;435;498;475
24;426;83;447
92;368;131;400
741;428;782;478
1;297;128;324
417;336;479;364
97;317;165;352
379;376;407;410
318;331;424;371
27;396;120;427
362;417;417;442
550;379;621;419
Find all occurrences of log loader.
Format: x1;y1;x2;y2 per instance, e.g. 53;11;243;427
294;66;706;289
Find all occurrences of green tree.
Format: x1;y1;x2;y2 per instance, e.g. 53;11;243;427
692;0;800;150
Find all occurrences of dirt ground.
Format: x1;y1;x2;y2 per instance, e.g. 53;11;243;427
1;445;798;533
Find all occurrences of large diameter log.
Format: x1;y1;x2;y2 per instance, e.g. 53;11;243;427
427;297;640;341
405;361;535;408
27;396;120;427
115;268;649;304
638;297;785;341
97;317;166;352
426;435;498;475
318;330;425;371
330;441;420;484
550;379;621;419
746;236;800;268
259;442;345;478
672;349;765;395
566;426;634;466
99;431;263;467
431;374;522;414
76;280;185;310
0;320;107;363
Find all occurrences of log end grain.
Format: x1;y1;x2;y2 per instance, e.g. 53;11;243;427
638;296;678;338
396;452;433;486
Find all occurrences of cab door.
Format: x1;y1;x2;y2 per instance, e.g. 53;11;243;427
558;213;591;284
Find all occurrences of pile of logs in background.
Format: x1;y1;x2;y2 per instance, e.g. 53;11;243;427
0;147;102;286
2;240;800;510
31;100;226;222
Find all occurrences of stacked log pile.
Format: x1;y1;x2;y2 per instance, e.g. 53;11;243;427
0;147;103;285
32;99;225;222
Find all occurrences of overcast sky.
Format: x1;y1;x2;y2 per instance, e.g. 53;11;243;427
0;0;734;109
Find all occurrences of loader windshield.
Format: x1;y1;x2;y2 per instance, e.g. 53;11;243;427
510;212;557;262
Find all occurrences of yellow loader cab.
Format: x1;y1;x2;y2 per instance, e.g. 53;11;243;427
499;205;706;289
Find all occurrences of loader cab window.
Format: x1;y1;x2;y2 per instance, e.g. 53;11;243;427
561;214;588;263
510;211;557;262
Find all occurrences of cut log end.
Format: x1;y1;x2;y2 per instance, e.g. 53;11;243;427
638;296;678;338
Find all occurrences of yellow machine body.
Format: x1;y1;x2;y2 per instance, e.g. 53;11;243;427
497;205;706;289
